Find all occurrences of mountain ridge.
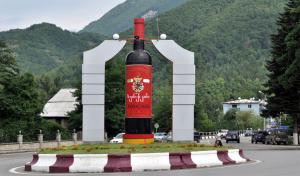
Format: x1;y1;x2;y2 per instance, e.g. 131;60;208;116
81;0;191;36
0;23;104;74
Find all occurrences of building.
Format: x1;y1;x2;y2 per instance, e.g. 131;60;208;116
40;88;78;128
223;98;265;116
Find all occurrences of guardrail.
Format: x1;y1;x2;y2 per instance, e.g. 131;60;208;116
198;131;246;140
198;132;218;140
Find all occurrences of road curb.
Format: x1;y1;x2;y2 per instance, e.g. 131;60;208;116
24;149;251;173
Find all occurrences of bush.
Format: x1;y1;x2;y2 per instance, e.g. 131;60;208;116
0;118;70;143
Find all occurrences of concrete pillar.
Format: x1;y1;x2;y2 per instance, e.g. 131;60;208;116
293;117;298;145
38;130;43;149
72;129;77;145
17;130;23;150
56;130;61;148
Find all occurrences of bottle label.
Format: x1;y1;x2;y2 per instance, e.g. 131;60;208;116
125;65;152;118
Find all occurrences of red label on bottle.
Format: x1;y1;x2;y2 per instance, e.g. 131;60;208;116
125;65;152;118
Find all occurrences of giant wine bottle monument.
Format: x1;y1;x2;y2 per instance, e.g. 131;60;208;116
124;19;153;144
82;18;195;144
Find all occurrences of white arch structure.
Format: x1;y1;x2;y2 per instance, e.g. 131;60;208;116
82;40;195;143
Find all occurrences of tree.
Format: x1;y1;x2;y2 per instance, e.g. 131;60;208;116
104;58;125;136
152;84;172;132
0;41;19;89
67;82;82;131
38;75;58;101
0;73;43;120
264;0;300;145
0;41;43;120
0;41;66;142
236;111;263;130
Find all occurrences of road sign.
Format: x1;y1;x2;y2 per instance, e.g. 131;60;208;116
154;123;159;133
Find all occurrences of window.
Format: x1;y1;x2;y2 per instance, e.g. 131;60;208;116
232;104;237;108
248;104;252;108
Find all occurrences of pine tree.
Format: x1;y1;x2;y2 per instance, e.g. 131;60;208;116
0;41;19;87
264;0;300;144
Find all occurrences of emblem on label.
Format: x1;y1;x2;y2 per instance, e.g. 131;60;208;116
132;76;144;93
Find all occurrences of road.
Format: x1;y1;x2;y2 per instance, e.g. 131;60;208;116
2;137;300;176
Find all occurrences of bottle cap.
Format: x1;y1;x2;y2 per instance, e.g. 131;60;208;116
134;18;144;40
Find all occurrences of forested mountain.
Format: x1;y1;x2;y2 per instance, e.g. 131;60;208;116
81;0;191;36
30;0;290;133
141;0;287;127
0;0;289;134
0;23;104;74
100;0;287;132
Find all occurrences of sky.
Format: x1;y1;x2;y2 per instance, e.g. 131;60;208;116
0;0;126;32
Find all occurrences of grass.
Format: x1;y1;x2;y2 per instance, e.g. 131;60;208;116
39;143;232;154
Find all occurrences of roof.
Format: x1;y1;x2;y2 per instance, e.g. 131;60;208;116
223;98;260;104
40;88;78;118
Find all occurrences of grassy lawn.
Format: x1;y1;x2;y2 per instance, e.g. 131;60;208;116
40;143;232;154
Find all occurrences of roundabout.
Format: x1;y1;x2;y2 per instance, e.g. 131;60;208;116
5;137;300;176
24;148;250;173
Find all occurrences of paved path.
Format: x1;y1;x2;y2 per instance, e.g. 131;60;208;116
2;137;300;176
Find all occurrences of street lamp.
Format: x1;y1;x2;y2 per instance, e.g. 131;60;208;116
258;91;266;130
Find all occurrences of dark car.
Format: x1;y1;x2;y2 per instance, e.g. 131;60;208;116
225;131;240;143
251;131;269;144
244;129;253;136
194;132;201;142
265;129;288;145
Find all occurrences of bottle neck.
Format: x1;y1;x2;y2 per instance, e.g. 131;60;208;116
133;37;144;50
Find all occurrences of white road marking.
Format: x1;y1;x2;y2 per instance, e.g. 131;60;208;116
9;166;70;175
9;160;261;175
9;166;28;175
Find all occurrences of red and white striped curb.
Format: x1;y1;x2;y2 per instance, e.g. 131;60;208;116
25;149;250;173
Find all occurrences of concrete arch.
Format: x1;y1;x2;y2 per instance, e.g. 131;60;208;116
82;40;126;143
82;40;195;143
152;40;195;142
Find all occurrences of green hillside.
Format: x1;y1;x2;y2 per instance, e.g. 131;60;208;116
0;23;103;74
0;0;288;133
141;0;286;123
44;0;287;132
81;0;191;36
93;0;287;132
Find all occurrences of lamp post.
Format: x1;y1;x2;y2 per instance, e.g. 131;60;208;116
258;91;266;130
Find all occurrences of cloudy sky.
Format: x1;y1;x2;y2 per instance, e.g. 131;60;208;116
0;0;126;32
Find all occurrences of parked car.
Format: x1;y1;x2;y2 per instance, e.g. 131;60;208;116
194;131;201;142
109;133;124;143
166;132;172;142
265;129;288;145
225;131;240;143
217;129;228;139
245;128;253;136
251;131;269;144
154;132;167;142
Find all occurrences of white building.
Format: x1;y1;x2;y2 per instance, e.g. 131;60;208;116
40;88;78;128
223;98;265;116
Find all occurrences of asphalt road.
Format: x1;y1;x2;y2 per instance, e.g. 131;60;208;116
2;137;300;176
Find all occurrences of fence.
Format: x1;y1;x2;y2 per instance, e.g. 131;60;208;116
0;129;82;153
